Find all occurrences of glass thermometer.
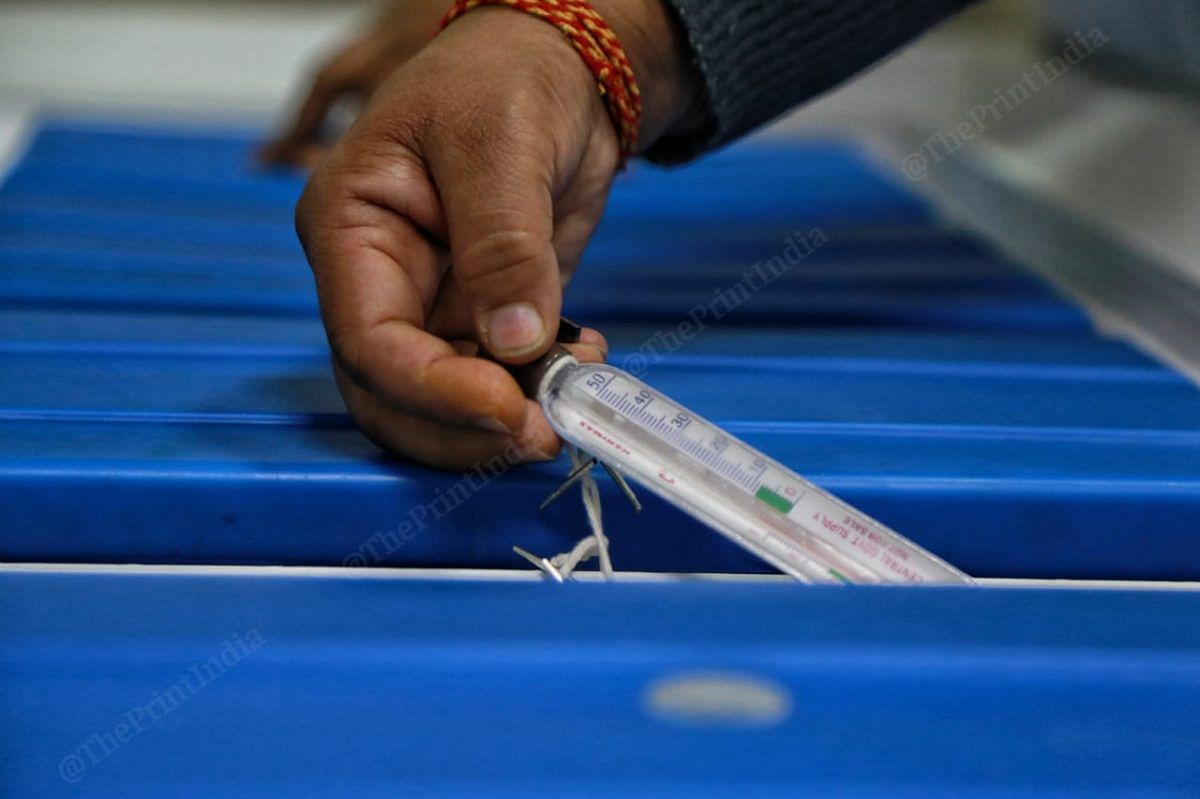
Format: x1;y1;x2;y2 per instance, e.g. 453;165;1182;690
517;340;973;586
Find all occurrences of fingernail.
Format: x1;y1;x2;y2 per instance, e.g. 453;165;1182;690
573;343;608;363
471;416;515;435
484;303;545;356
513;437;560;462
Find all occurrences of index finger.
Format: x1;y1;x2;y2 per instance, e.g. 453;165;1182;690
297;163;531;435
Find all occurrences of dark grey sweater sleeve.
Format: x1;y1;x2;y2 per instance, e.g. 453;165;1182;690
648;0;977;162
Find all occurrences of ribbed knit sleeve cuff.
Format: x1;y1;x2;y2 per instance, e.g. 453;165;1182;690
647;0;976;163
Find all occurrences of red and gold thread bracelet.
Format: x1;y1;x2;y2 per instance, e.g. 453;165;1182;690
439;0;643;162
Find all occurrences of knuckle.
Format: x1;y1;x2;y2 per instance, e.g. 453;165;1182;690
365;106;433;162
294;175;349;259
459;86;542;148
293;182;320;251
454;228;550;293
326;322;369;381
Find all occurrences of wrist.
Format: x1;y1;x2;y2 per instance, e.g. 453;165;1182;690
589;0;705;153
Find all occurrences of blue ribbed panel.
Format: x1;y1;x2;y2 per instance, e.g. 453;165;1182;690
3;119;1198;579
2;574;1198;795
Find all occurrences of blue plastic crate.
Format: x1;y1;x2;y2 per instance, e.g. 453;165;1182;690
1;572;1198;796
1;119;1198;580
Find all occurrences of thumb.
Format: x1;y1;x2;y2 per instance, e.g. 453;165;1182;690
428;138;562;364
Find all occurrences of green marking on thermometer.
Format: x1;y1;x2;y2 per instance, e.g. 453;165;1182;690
755;486;795;515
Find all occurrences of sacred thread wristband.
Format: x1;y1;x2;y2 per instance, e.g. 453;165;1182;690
439;0;643;162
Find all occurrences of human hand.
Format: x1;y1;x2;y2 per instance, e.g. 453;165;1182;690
295;1;702;469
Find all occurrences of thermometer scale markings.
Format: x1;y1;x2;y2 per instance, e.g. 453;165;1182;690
577;369;873;582
589;373;784;497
